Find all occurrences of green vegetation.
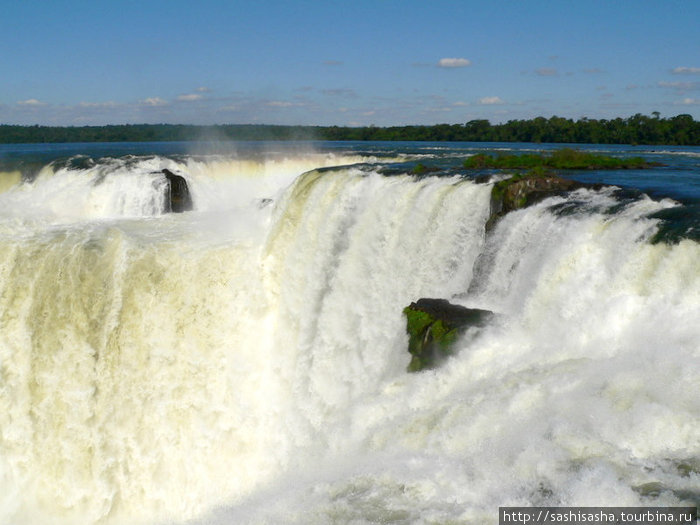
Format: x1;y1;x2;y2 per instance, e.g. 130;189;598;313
465;149;659;231
412;163;428;174
403;299;493;372
411;162;440;175
1;113;698;145
486;170;580;229
0;123;320;144
404;306;460;372
491;172;530;206
463;148;658;170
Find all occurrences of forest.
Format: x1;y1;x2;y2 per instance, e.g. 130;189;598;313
1;113;698;145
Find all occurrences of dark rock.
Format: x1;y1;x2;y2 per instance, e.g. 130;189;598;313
403;298;494;372
633;481;700;507
162;169;193;213
486;172;584;230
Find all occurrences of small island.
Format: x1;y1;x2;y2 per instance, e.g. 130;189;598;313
463;148;661;171
459;148;662;230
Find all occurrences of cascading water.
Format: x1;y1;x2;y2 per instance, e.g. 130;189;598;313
0;143;697;524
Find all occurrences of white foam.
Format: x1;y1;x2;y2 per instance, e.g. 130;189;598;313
0;157;697;525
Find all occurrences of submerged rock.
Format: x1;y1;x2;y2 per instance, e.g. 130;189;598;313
486;172;584;230
162;169;193;213
633;481;700;507
403;298;493;372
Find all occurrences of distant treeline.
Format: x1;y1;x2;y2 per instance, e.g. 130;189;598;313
1;113;698;145
0;124;319;144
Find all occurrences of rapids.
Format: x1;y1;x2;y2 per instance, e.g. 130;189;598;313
0;142;697;524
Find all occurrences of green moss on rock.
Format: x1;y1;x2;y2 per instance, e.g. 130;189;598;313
404;298;493;372
487;171;587;230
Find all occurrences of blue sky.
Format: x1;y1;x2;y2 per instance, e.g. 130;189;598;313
2;0;699;126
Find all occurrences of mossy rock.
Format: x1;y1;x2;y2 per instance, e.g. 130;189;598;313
411;162;440;175
633;481;700;507
404;298;493;372
487;171;585;230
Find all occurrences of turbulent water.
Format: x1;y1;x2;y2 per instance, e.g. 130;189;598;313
0;141;698;524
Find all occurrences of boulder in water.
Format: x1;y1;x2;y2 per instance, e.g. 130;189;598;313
404;298;493;372
162;169;193;213
487;171;585;230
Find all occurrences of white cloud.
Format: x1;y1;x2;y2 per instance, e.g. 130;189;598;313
672;67;700;74
479;96;505;105
678;98;700;105
79;101;117;108
322;88;358;98
438;57;471;68
453;101;469;106
266;101;295;107
177;93;203;101
195;86;211;92
660;80;699;90
264;100;307;109
141;97;168;106
17;98;46;106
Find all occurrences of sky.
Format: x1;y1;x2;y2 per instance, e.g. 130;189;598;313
1;0;699;127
